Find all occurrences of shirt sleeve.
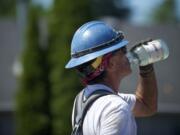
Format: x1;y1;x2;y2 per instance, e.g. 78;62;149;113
118;93;136;111
99;102;129;135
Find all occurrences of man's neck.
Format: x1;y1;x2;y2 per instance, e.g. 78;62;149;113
102;76;122;93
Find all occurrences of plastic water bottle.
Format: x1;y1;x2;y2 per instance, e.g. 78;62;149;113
126;39;169;66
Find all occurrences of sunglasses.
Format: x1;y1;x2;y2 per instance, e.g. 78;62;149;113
112;46;127;55
120;46;127;54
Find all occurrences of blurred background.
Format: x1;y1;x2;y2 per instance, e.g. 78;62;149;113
0;0;180;135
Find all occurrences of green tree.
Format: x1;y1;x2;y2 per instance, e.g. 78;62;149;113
153;0;177;23
91;0;130;19
0;0;16;17
16;6;51;135
47;0;92;134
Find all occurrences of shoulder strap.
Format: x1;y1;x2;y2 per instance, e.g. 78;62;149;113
72;90;113;135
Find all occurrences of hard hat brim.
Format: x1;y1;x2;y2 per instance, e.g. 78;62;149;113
65;40;129;69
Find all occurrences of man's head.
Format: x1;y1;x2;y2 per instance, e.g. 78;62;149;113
65;21;131;84
76;46;131;85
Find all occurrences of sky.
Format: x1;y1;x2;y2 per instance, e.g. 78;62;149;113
129;0;165;24
175;0;180;20
32;0;53;9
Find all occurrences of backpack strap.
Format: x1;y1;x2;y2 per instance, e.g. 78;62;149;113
72;89;113;135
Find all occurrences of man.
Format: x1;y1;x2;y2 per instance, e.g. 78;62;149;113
65;21;157;135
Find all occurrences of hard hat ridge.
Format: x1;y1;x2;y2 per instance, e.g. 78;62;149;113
71;31;124;58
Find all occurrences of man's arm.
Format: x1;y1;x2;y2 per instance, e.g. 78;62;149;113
133;64;158;117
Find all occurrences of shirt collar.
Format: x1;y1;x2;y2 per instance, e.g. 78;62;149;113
84;84;115;97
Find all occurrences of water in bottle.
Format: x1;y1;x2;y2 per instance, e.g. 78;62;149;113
126;39;169;66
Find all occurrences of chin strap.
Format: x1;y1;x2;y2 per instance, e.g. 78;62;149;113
82;53;112;85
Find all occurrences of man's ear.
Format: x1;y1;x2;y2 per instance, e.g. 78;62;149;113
106;57;115;72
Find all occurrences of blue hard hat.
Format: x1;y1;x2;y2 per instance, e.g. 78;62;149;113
65;21;129;69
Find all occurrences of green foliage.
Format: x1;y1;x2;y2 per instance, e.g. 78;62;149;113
16;6;51;135
91;0;130;18
153;0;177;23
47;0;92;134
0;0;16;17
16;0;93;134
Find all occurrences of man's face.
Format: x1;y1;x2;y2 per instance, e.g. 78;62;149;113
110;47;132;77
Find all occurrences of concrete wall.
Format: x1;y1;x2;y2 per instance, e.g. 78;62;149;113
0;19;20;112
